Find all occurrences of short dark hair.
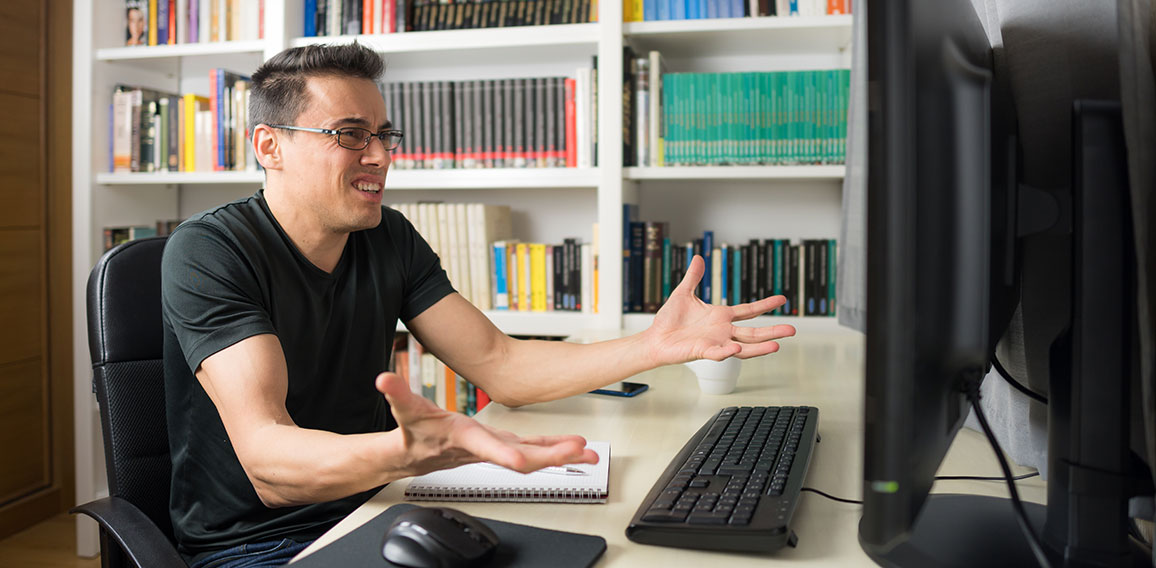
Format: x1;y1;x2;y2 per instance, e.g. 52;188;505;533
250;43;385;130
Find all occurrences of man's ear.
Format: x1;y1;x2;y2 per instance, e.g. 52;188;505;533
252;124;281;170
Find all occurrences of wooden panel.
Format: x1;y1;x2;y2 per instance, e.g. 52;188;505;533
0;230;43;365
0;358;49;506
0;0;42;99
0;93;43;228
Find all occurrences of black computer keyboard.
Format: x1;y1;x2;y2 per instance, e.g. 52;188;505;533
626;405;820;553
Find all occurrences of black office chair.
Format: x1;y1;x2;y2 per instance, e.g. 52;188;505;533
71;236;186;568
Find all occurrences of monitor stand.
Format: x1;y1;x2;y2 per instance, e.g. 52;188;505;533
861;494;1045;568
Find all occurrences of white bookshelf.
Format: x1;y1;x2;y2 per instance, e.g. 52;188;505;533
73;0;853;555
387;168;600;189
625;165;845;180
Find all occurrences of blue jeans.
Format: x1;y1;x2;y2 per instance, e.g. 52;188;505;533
191;538;314;568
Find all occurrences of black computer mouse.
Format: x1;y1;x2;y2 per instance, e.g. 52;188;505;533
382;506;500;568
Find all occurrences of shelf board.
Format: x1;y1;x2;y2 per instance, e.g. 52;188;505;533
399;311;599;337
623;313;850;333
386;168;599;189
624;15;852;58
95;40;267;61
96;171;265;185
625;165;844;181
291;24;600;54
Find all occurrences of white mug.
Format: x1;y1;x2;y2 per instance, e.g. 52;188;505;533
684;358;742;395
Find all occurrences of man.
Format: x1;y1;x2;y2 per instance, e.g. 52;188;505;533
162;42;795;568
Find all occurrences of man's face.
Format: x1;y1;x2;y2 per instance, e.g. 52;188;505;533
276;75;392;235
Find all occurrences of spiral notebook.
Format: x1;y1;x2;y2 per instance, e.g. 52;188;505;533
404;441;610;503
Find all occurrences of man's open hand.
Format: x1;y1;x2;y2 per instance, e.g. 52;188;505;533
376;372;598;477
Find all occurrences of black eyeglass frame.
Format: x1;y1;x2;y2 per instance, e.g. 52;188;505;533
267;124;405;151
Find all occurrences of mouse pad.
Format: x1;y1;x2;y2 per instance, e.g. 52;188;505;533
291;503;607;567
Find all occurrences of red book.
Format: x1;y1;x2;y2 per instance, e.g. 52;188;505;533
168;0;176;44
383;0;395;33
476;388;491;411
564;78;577;167
363;0;373;33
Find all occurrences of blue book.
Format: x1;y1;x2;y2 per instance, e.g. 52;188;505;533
493;243;509;310
701;231;713;302
658;0;671;20
305;0;317;36
156;0;169;44
673;0;686;20
720;244;729;304
644;0;657;20
731;247;742;307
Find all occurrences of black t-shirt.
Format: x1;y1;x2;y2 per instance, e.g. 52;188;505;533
161;190;454;563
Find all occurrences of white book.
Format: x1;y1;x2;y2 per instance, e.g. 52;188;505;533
177;0;188;43
199;0;210;43
575;67;592;168
648;50;667;167
405;441;611;503
112;90;133;173
452;203;471;303
444;204;462;297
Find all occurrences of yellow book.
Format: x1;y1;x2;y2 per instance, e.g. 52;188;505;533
592;223;600;313
631;0;643;23
182;94;210;171
515;243;530;311
148;0;158;45
443;364;457;413
530;243;547;312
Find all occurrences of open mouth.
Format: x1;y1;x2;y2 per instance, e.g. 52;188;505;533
354;181;382;194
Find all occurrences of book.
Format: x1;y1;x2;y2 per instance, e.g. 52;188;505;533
405;441;611;503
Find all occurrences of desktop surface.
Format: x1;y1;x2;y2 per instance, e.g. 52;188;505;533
293;331;1045;566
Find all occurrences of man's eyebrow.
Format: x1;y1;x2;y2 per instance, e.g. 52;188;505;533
333;117;393;130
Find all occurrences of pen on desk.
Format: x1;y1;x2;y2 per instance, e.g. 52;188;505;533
480;463;588;476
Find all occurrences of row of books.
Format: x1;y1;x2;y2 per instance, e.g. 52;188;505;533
625;54;850;167
390;202;513;311
124;0;263;46
492;240;597;313
304;0;596;36
102;219;183;251
392;333;492;415
623;0;850;21
379;73;597;170
110;70;257;174
622;207;836;315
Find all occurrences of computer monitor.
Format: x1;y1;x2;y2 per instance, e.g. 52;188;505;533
860;1;1150;566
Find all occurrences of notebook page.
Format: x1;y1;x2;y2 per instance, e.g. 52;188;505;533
405;441;610;503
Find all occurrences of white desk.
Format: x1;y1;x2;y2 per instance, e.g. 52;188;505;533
293;330;1044;566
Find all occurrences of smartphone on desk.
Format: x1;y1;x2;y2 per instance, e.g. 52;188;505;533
590;381;649;397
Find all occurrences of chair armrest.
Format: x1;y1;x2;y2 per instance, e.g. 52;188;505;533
71;496;187;568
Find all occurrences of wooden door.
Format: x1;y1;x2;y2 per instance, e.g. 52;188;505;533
0;0;73;539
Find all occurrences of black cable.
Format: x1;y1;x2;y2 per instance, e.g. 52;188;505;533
801;486;863;505
935;472;1040;482
966;379;1053;568
992;352;1048;405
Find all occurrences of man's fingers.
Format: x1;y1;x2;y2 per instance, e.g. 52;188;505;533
377;372;436;421
731;324;796;343
730;295;786;320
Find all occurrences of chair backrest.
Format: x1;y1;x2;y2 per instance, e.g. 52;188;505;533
86;236;174;545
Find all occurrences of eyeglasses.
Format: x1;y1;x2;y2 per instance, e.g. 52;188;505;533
268;124;405;151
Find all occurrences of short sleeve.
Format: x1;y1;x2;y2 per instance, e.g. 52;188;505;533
384;209;456;322
161;222;276;373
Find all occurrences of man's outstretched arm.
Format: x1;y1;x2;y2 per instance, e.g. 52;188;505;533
195;334;597;508
406;255;797;407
